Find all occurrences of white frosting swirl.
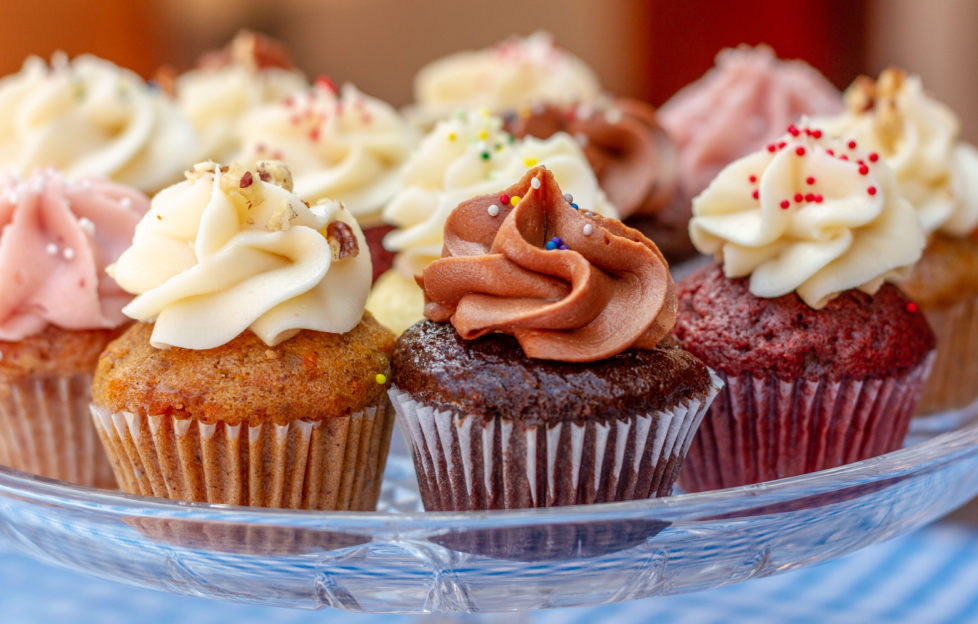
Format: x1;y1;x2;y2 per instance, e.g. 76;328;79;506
690;121;925;308
411;32;601;125
817;70;978;236
176;57;306;164
0;54;198;193
111;161;371;349
383;110;617;277
235;81;417;225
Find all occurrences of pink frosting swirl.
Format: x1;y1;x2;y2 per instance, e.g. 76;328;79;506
0;171;148;339
660;45;844;199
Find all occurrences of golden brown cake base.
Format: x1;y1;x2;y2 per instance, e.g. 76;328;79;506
902;233;978;413
0;325;125;488
90;314;397;509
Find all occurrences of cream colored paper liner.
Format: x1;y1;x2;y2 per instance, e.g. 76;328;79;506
0;373;116;488
390;374;722;511
680;353;935;493
917;296;978;414
91;394;394;510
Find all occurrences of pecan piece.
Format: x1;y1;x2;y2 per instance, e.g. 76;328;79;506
326;222;359;260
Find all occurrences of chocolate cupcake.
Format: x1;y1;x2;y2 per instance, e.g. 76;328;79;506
503;99;693;263
674;120;935;491
91;161;396;510
817;68;978;414
390;167;721;510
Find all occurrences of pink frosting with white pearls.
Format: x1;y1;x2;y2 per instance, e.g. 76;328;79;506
0;170;148;340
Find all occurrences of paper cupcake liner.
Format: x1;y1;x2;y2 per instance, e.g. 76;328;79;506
91;394;394;510
0;373;116;488
679;354;935;493
389;374;722;511
916;296;978;414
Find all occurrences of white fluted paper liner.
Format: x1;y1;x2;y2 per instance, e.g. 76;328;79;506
0;373;115;488
916;295;978;414
389;372;723;511
90;393;394;510
680;352;935;493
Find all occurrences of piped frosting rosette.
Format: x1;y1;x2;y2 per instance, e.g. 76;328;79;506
235;80;417;225
503;98;678;220
690;120;925;309
110;161;371;350
660;45;843;200
175;31;308;163
410;32;601;126
421;166;675;362
0;170;148;339
816;68;978;236
0;54;198;193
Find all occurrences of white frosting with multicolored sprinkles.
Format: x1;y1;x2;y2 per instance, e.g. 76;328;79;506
690;120;925;309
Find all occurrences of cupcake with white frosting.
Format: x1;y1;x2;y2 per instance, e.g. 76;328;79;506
817;68;978;413
368;109;616;333
91;161;396;510
673;120;935;491
0;54;198;194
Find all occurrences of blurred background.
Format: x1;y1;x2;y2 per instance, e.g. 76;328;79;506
1;0;976;141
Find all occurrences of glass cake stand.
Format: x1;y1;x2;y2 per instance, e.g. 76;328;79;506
0;404;976;614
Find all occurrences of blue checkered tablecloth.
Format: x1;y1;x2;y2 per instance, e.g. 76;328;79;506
2;522;977;624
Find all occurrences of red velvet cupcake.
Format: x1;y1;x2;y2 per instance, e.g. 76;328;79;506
673;120;935;491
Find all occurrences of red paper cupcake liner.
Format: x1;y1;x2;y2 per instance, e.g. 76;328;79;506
679;354;934;493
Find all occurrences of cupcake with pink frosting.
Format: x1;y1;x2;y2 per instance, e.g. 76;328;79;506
660;45;844;205
0;169;148;487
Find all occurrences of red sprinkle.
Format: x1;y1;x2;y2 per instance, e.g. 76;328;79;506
869;152;879;162
499;194;510;205
840;155;849;161
752;189;759;200
859;165;870;175
778;141;787;149
806;176;816;185
788;125;800;137
749;175;757;183
316;75;338;94
812;129;823;138
815;194;824;203
767;144;777;153
826;149;835;156
780;199;790;209
309;127;320;142
794;193;804;203
805;193;815;202
795;146;806;156
847;140;857;149
867;186;877;196
906;302;919;313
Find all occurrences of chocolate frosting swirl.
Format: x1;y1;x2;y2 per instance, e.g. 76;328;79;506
504;99;678;220
420;167;676;362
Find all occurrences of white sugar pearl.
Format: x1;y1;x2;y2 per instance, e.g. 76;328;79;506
583;224;594;236
63;247;76;260
46;243;58;255
563;193;574;203
487;204;500;217
530;178;541;190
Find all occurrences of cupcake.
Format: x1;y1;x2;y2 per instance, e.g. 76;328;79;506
368;109;616;334
408;32;601;127
502;98;693;263
674;121;935;492
0;170;148;487
0;53;199;194
169;30;308;163
91;161;396;510
390;167;721;510
659;45;844;203
816;69;978;414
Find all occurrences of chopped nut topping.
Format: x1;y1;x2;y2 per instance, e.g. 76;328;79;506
326;221;359;260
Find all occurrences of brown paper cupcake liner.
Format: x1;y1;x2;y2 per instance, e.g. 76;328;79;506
390;373;722;511
916;296;978;414
679;353;935;493
0;373;116;488
91;394;394;510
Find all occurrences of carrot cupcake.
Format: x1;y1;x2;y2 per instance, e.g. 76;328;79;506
91;161;396;510
390;167;721;510
0;170;148;487
674;120;934;491
817;68;978;413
